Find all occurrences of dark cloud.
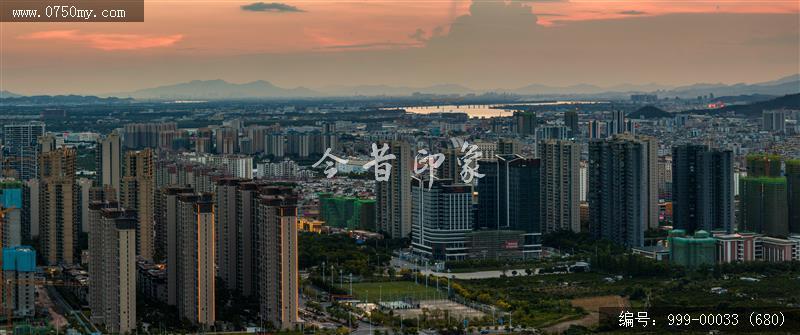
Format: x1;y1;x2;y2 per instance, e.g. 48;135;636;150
321;42;420;50
409;28;427;42
241;2;305;13
619;10;647;15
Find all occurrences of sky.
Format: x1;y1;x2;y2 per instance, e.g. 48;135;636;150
1;0;799;95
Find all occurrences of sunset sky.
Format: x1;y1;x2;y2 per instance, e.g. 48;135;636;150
1;0;799;95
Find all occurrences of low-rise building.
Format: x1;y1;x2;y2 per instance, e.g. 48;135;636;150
137;260;168;304
759;236;796;262
668;229;716;268
631;245;670;261
714;233;757;263
466;230;526;261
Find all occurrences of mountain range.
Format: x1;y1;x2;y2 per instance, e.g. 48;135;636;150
4;74;799;100
106;79;319;100
0;90;22;98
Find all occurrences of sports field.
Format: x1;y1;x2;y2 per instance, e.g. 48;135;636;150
337;281;446;302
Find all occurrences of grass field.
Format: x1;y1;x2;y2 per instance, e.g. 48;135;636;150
337;281;445;302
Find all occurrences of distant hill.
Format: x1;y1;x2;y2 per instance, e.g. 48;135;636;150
711;94;776;104
510;83;670;96
629;106;671;119
684;93;800;117
112;79;320;100
0;94;133;105
320;83;475;96
16;73;799;100
0;90;22;98
667;75;799;98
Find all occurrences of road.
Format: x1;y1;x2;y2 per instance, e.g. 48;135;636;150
36;285;68;328
45;285;99;334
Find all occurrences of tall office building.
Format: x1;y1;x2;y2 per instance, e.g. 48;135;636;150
588;136;654;247
476;155;542;258
37;134;57;153
375;141;412;238
787;160;800;234
587;120;603;139
496;138;519;156
610;110;626;135
657;155;673;200
160;186;193;305
265;134;286;158
2;122;45;181
38;147;78;265
538;140;580;233
411;178;473;261
672;144;735;233
96;132;122;196
22;179;39;242
739;177;788;237
286;133;311;158
195;130;213;154
88;201;111;326
77;178;93;234
156;159;214;193
640;136;659;229
536;126;570;140
215;126;239;155
215;178;241;291
514;111;537;136
121;148;155;260
1;246;36;319
88;203;137;334
762;110;786;133
310;132;338;156
438;147;460;181
564;110;579;137
245;126;269;154
123;122;177;149
158;129;186;151
235;181;264;297
176;193;215;327
255;186;298;329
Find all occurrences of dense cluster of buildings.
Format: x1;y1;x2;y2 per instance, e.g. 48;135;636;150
0;121;302;330
0;98;796;329
377;110;800;263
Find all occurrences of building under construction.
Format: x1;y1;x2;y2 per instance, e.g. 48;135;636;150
1;246;36;320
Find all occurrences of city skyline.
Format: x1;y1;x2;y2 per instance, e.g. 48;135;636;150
1;1;800;333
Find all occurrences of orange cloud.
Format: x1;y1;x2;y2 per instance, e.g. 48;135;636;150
19;30;183;51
